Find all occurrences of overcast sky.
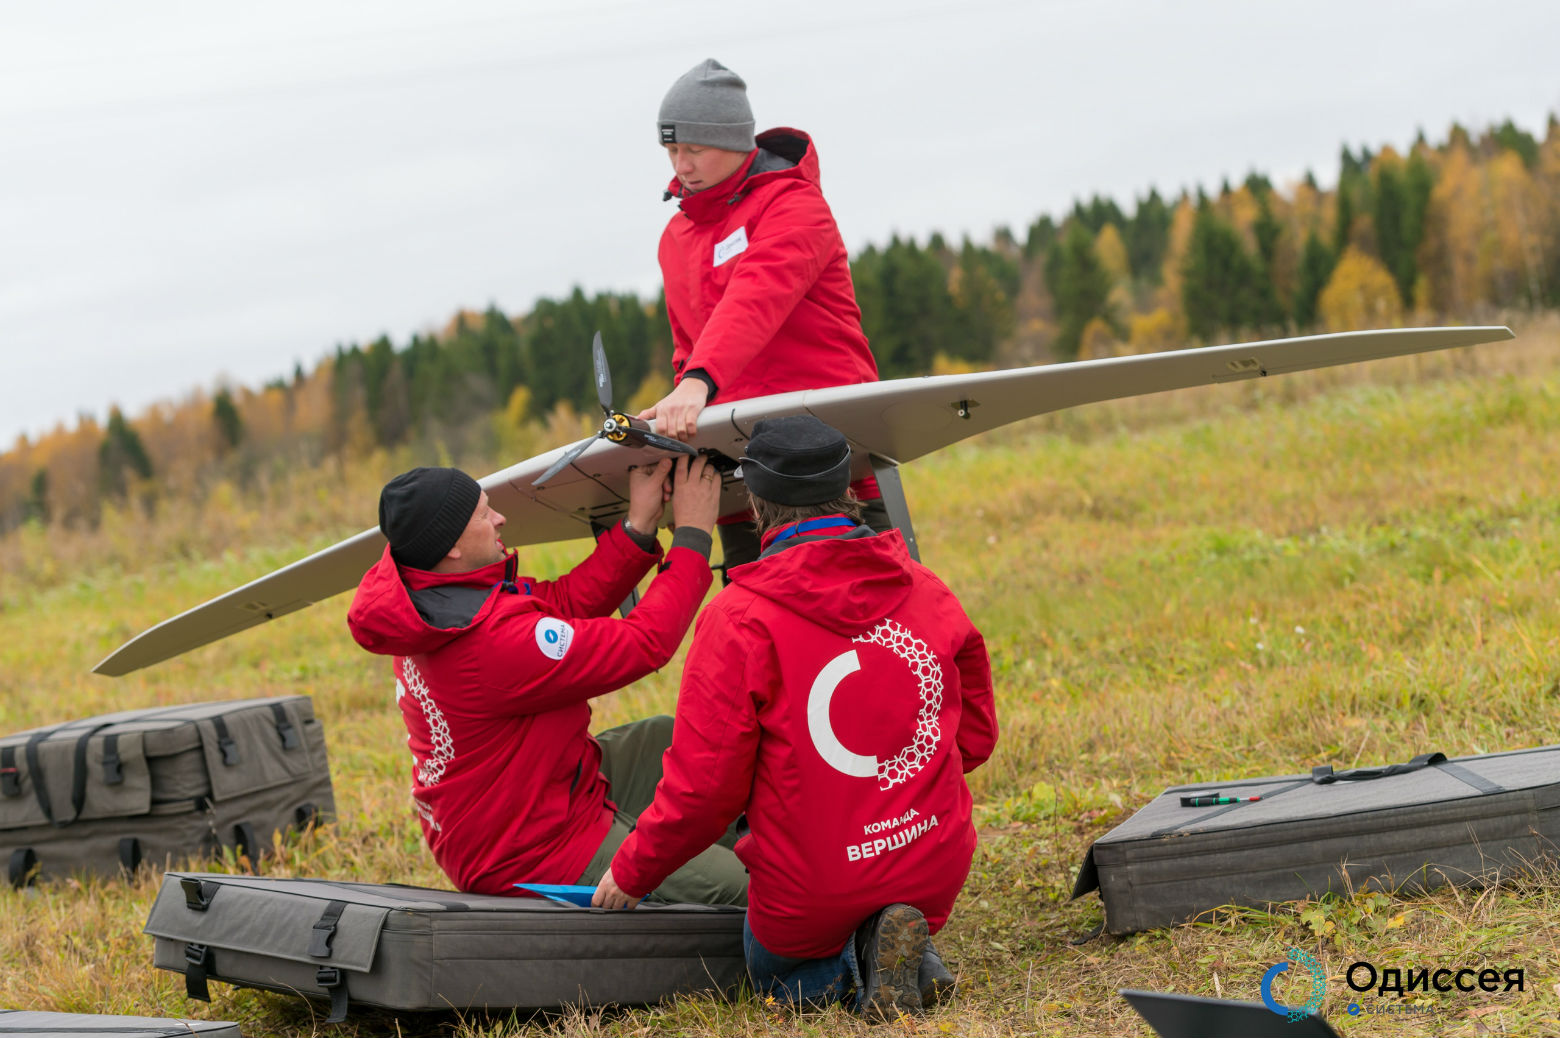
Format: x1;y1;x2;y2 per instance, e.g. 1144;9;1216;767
5;0;1558;448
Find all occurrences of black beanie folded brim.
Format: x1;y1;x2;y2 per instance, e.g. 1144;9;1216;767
378;467;481;570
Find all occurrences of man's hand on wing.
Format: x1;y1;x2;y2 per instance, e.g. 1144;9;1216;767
637;377;709;442
591;867;643;910
670;455;721;533
626;458;672;531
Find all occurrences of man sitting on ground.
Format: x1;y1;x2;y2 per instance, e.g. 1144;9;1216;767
594;417;998;1018
347;456;746;906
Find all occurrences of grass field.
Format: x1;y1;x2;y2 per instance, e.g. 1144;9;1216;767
4;319;1560;1036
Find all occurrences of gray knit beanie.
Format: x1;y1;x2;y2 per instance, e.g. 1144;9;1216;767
657;59;756;152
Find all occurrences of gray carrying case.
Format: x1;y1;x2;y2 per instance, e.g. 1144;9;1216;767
1;696;334;887
145;872;747;1020
1072;747;1560;934
0;1010;242;1036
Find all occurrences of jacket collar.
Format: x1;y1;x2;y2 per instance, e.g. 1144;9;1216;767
758;514;873;558
662;128;815;223
664;147;762;220
400;550;517;592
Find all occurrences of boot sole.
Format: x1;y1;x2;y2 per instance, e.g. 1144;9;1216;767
860;904;928;1020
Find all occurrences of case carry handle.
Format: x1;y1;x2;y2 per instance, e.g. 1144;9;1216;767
20;722;117;828
1312;751;1447;783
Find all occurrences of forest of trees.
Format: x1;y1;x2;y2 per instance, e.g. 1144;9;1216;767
3;116;1558;535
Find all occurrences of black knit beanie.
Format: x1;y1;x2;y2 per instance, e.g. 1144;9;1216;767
741;416;852;506
378;467;481;570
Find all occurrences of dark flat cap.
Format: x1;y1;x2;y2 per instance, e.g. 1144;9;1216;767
741;416;852;505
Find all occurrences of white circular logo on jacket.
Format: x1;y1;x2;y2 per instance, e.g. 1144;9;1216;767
534;617;575;660
807;618;944;790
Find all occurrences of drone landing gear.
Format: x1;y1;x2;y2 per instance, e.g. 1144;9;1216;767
871;456;919;562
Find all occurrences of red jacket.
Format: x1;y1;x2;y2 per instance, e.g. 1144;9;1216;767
609;523;997;958
660;128;879;404
345;525;712;895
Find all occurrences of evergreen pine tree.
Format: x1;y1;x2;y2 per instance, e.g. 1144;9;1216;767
1293;230;1337;329
1180;201;1263;339
1126;189;1172;286
1045;220;1114;359
24;468;48;524
212;390;243;452
99;408;154;498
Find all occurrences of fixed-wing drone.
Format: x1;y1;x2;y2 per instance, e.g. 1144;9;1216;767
94;325;1515;677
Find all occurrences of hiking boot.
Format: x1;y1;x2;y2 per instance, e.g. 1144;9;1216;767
854;903;927;1020
920;942;956;1007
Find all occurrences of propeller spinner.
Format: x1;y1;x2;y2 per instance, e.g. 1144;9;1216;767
532;331;697;486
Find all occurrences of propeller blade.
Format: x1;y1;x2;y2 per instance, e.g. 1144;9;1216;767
633;429;699;456
592;331;613;414
531;432;603;486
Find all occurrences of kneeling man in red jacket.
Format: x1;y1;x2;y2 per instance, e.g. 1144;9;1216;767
348;455;746;906
595;417;998;1018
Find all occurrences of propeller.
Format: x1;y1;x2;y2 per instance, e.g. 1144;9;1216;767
532;331;697;486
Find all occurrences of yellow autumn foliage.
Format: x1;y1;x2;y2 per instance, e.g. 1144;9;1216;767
1128;307;1184;354
1076;317;1122;360
1317;247;1403;331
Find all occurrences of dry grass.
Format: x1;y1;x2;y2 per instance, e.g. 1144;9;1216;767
3;315;1560;1035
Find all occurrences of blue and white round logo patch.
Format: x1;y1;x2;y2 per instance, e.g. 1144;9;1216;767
534;617;575;660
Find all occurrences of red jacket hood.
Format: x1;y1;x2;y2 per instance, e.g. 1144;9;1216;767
346;544;513;657
665;127;820;222
727;528;916;636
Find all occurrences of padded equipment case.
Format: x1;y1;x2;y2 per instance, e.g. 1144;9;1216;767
1;696;333;887
0;1010;242;1036
1073;747;1560;934
145;872;747;1020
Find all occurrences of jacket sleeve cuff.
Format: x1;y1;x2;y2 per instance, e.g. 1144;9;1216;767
621;518;659;554
670;527;713;559
609;836;658;899
680;368;717;403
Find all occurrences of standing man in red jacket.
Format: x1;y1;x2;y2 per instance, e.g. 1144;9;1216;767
639;59;892;571
347;456;746;906
594;417;998;1019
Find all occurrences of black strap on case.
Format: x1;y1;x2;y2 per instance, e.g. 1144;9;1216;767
270;703;302;751
309;900;348;958
184;943;214;1001
210;716;240;766
294;802;319;830
7;848;37;889
232;821;261;868
117;836;142;874
316;967;350;1023
0;745;20;798
101;733;124;785
180;875;218;911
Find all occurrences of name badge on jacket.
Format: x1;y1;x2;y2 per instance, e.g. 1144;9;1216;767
713;227;749;267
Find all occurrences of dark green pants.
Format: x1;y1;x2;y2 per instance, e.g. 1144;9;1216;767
577;715;748;906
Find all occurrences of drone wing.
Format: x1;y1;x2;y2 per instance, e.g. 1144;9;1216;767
94;325;1513;676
